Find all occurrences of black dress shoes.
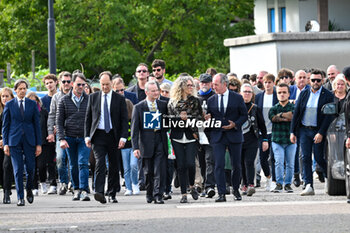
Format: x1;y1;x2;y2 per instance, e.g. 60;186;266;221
154;195;164;204
215;194;226;202
26;189;34;204
3;190;11;204
146;195;154;203
233;189;242;201
108;195;118;203
293;174;301;187
17;199;25;206
94;192;106;204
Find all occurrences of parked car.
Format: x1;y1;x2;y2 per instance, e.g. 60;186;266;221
322;102;350;200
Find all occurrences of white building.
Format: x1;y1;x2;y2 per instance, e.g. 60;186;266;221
225;0;350;77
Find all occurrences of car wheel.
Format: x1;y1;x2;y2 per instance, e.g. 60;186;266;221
326;140;346;195
345;149;350;200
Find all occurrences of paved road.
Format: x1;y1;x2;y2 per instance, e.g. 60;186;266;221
0;178;349;233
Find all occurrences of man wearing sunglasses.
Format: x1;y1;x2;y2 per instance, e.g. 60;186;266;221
127;63;149;101
151;59;173;86
278;68;294;86
113;76;138;105
56;73;91;202
290;69;334;196
47;71;72;195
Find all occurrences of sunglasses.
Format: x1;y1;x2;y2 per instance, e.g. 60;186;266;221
76;83;85;87
137;70;148;73
280;76;290;80
243;91;252;94
187;84;194;88
311;79;322;83
152;68;162;72
115;89;125;93
62;80;71;84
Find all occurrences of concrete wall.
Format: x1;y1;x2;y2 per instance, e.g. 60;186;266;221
229;42;278;77
254;0;268;34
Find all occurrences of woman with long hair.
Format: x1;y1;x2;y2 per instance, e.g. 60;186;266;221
0;87;15;203
168;74;203;203
332;74;348;112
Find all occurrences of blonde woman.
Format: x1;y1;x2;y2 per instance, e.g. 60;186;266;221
168;73;203;203
332;74;348;112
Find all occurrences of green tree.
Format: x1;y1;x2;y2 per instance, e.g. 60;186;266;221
0;0;254;83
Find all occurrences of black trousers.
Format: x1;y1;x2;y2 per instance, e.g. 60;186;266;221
143;133;165;198
92;130;120;196
172;140;198;194
241;144;258;186
33;144;57;189
198;144;216;190
0;149;13;190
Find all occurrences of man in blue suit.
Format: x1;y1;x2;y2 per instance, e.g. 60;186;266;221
3;79;42;206
112;76;138;104
206;73;248;202
290;69;334;196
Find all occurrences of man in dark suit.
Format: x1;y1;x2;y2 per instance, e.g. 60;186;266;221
254;74;278;191
131;80;168;204
3;79;42;206
291;69;334;196
206;73;248;202
85;71;129;204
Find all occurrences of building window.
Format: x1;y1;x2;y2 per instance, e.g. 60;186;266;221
268;8;275;33
280;7;286;32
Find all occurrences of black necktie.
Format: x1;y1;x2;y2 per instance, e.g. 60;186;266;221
220;94;225;115
104;94;111;133
20;100;24;118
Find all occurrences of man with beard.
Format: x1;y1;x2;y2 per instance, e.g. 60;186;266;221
151;59;173;86
127;63;149;101
290;69;334;196
197;73;216;198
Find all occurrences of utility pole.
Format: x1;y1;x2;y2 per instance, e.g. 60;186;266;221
48;0;57;74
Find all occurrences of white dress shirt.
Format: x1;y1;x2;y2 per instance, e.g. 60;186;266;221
17;97;26;111
217;89;229;113
98;90;113;130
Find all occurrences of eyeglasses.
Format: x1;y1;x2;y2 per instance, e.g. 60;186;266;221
115;89;125;93
152;68;162;72
137;70;148;73
62;80;71;84
280;76;290;80
187;84;194;88
311;79;322;83
76;83;85;87
242;91;252;94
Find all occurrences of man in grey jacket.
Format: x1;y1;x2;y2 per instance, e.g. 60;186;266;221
47;71;72;195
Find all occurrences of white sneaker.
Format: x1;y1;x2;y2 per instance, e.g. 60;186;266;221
270;182;277;192
47;185;57;194
41;183;48;194
33;189;39;196
124;189;133;196
132;184;140;195
265;177;272;191
301;184;315;196
324;178;328;194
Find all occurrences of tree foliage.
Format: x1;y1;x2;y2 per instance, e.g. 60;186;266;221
0;0;254;83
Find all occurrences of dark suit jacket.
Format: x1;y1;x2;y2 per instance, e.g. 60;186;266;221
131;99;168;158
289;84;310;100
291;87;334;136
207;90;248;144
2;98;41;147
85;91;129;143
124;91;138;105
255;89;278;110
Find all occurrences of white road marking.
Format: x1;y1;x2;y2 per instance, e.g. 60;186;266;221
176;200;346;209
9;226;78;231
